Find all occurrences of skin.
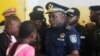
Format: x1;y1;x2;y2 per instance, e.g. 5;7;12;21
90;11;100;26
35;20;43;29
24;32;37;44
66;16;79;26
48;11;65;27
6;20;20;37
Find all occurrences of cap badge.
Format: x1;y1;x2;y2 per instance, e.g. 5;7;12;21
48;4;53;10
60;33;65;38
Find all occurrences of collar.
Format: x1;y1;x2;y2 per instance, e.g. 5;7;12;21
3;30;11;39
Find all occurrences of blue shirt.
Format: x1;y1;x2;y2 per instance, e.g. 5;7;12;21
46;25;80;56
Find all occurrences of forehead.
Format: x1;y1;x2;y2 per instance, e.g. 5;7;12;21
11;20;20;25
35;20;43;23
90;10;100;16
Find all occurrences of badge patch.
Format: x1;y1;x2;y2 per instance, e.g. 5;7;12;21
57;38;65;41
60;33;65;38
69;35;77;43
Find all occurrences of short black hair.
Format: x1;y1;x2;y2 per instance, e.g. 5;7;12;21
18;20;37;39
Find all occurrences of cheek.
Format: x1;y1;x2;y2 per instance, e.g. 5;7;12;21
49;19;55;24
13;25;20;33
32;34;37;41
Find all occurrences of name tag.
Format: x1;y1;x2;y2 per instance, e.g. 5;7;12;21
80;36;85;39
57;38;65;41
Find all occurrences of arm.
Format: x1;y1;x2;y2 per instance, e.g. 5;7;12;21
68;28;80;56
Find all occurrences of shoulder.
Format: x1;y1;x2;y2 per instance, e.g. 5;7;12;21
68;27;80;36
69;27;78;33
25;45;35;51
18;44;35;51
0;32;6;42
22;44;35;56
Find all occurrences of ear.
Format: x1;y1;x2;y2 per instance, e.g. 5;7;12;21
30;32;37;40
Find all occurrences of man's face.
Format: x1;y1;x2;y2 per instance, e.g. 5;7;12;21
66;16;78;25
35;20;43;29
90;11;97;22
48;11;65;27
8;20;20;37
90;11;100;25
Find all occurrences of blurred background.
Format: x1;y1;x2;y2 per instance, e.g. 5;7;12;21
0;0;100;26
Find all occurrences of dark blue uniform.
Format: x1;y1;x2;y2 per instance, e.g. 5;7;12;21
74;23;87;56
46;24;80;56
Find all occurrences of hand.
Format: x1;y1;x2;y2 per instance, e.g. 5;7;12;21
70;50;80;56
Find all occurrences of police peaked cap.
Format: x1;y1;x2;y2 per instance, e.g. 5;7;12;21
33;6;44;13
89;5;100;11
66;7;80;17
45;2;69;13
2;8;16;16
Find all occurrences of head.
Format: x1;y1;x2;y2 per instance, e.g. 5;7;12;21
29;6;46;29
89;6;100;25
4;15;21;37
46;2;68;27
8;21;37;56
18;21;37;43
48;11;66;27
66;7;80;26
29;12;45;29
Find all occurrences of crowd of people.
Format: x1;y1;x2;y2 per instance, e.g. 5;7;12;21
0;2;100;56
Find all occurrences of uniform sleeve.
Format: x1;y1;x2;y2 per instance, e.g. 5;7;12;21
24;46;35;56
68;28;80;52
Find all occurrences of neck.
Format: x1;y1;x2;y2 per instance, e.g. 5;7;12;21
17;38;30;44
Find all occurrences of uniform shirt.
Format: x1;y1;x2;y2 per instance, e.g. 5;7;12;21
74;23;87;56
46;25;80;56
94;26;100;50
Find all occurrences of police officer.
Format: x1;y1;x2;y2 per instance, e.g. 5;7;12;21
89;6;100;56
29;6;48;56
66;8;87;56
0;8;20;56
45;2;80;56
